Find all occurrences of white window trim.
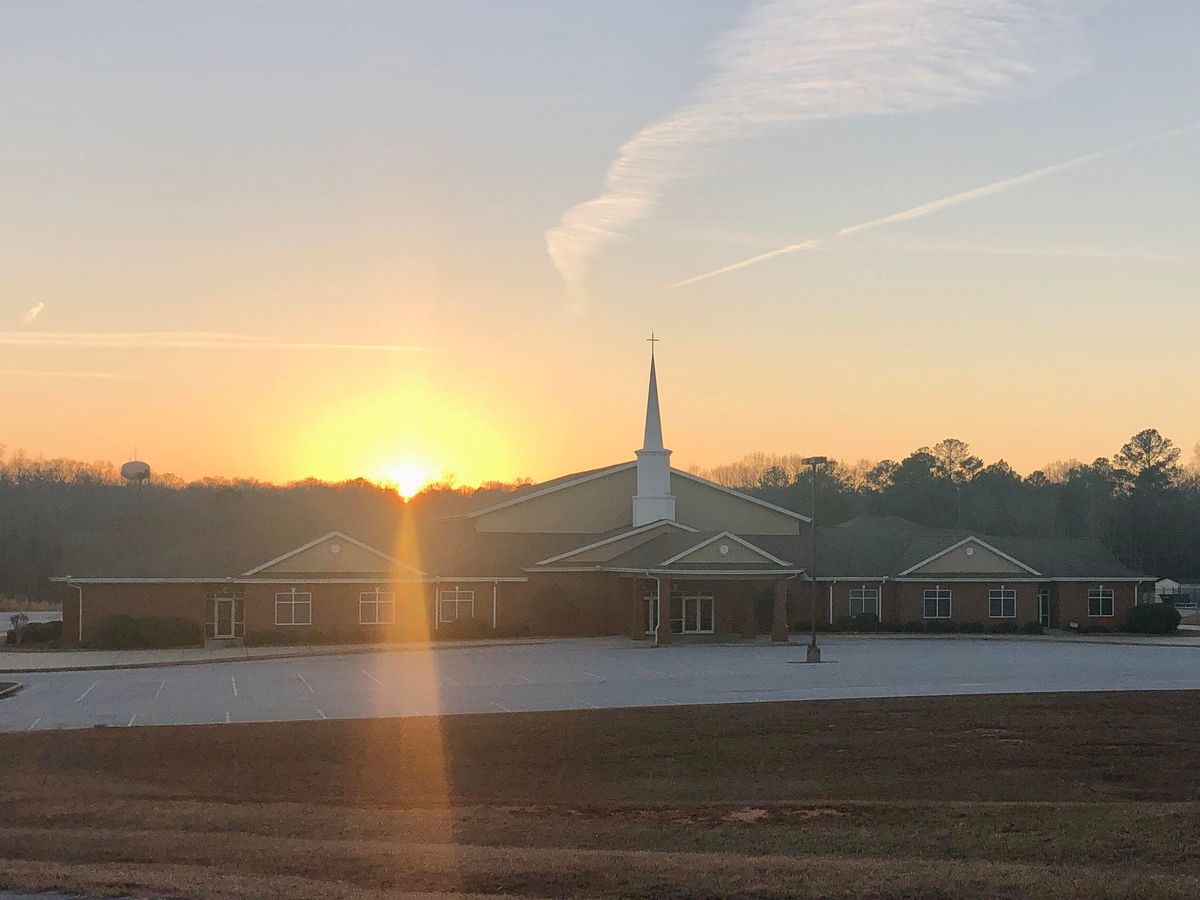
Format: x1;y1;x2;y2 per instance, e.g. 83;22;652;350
358;588;395;625
438;587;475;624
644;589;716;635
274;588;312;626
923;586;952;620
849;585;880;618
1088;585;1115;618
988;586;1017;619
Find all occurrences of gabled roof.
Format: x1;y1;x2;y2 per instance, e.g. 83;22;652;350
240;530;423;577
533;520;697;566
659;531;793;568
671;468;810;523
895;535;1041;578
459;462;637;519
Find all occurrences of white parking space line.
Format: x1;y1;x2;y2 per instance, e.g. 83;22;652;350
75;681;97;703
362;670;384;686
518;674;533;683
225;712;231;724
583;671;602;681
28;718;40;731
231;675;238;697
441;675;461;687
127;714;137;727
572;697;597;709
490;700;512;712
297;673;314;693
154;680;166;700
317;708;327;719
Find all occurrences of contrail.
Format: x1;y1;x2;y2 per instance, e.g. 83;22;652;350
20;303;44;324
672;122;1200;288
546;0;1093;303
669;240;824;289
0;331;432;352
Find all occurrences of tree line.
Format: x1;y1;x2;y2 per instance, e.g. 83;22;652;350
690;430;1200;577
2;429;1199;603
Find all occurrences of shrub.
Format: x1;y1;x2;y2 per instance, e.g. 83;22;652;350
1123;603;1181;635
93;615;201;649
899;620;926;633
988;621;1019;635
958;622;986;634
925;620;958;634
1020;621;1044;635
433;618;491;641
244;631;291;647
5;619;63;646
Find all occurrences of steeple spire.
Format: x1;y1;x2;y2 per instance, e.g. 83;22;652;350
643;338;664;451
633;334;675;525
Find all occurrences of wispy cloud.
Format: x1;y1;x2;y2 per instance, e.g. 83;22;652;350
672;122;1200;287
0;331;431;352
0;369;132;379
546;0;1093;303
21;303;44;324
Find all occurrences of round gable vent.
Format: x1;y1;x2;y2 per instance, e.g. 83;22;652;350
330;543;342;555
719;544;730;556
965;546;975;557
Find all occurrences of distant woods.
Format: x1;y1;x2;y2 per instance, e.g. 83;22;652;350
689;431;1200;577
2;430;1199;603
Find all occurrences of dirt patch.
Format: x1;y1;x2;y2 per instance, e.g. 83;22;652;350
2;692;1200;898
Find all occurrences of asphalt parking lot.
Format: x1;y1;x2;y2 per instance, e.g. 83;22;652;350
2;635;1199;733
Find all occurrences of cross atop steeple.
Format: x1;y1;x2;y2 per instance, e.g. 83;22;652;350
647;332;660;357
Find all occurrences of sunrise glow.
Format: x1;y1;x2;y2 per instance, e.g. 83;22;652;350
380;461;433;500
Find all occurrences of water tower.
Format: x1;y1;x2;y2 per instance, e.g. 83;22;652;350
120;459;151;486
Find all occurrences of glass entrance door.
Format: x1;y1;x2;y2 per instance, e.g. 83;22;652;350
214;598;235;638
1037;588;1051;629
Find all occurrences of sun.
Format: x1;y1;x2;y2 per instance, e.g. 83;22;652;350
382;461;431;500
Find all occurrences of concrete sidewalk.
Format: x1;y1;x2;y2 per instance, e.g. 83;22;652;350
2;631;1197;675
0;636;558;674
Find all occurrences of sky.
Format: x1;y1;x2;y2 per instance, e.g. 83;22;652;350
2;1;1198;490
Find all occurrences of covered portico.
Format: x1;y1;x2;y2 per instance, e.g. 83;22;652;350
624;571;803;643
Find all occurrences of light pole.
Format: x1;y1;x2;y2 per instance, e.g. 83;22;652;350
801;455;828;663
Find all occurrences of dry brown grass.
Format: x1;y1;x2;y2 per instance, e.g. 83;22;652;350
3;692;1200;897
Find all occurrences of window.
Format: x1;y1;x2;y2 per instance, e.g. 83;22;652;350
849;586;880;617
274;588;312;626
439;588;475;623
359;588;395;625
988;586;1016;618
645;589;714;634
1088;586;1114;617
923;587;952;619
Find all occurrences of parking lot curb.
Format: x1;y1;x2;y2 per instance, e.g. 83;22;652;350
0;637;557;675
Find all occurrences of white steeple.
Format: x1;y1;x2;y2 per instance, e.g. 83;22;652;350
633;336;675;526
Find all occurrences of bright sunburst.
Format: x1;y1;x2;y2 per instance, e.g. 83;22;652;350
382;461;431;500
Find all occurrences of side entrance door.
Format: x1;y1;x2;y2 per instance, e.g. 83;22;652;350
1037;588;1052;629
214;598;236;639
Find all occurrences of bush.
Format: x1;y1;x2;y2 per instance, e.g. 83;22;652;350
988;621;1019;635
433;618;491;641
899;620;926;633
5;619;63;646
925;620;958;634
244;630;291;647
93;615;201;649
1020;621;1044;635
832;613;879;633
958;622;986;634
1123;603;1181;635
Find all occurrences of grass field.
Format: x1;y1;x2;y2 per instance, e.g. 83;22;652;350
3;691;1200;898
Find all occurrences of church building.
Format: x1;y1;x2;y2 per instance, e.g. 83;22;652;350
56;350;1151;646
